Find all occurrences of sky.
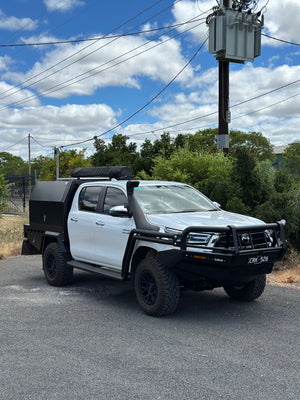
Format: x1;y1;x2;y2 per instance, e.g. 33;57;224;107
0;0;299;161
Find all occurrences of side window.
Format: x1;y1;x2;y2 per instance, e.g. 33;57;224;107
103;187;128;214
78;186;102;212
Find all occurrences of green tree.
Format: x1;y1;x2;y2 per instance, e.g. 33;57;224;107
152;132;175;159
31;155;53;177
139;139;156;174
231;147;275;210
283;142;300;178
255;187;300;251
0;174;8;212
187;129;217;153
0;152;28;176
90;137;109;167
151;147;235;207
39;149;90;180
91;134;140;174
229;131;274;161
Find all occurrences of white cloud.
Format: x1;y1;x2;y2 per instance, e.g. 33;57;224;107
172;0;215;42
44;0;85;12
4;34;194;99
263;0;300;44
0;103;117;158
0;82;40;107
171;0;300;49
0;9;38;31
128;63;300;147
0;56;13;71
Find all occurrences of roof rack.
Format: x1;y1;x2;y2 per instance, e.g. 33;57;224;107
70;166;133;180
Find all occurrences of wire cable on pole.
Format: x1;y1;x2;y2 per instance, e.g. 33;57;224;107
60;37;209;149
262;33;300;47
0;0;185;100
0;19;207;110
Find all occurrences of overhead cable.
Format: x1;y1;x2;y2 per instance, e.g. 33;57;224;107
60;37;209;149
0;0;184;100
125;78;300;138
0;136;28;152
0;16;208;48
0;19;207;110
262;33;300;47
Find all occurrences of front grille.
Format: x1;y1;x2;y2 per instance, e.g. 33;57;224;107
215;230;276;250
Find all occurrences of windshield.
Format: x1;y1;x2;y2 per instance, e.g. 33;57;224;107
134;184;217;214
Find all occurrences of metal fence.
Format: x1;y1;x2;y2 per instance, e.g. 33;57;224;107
0;176;33;215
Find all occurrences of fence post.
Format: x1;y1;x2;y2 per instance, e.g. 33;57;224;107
22;176;26;212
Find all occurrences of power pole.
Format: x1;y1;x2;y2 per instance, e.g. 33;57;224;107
207;0;263;155
218;57;229;156
28;133;31;196
54;147;60;180
218;0;230;156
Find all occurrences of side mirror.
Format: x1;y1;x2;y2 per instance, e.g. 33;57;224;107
213;201;221;209
109;205;132;217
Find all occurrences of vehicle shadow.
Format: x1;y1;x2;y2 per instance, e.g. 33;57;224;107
28;268;270;322
71;270;267;322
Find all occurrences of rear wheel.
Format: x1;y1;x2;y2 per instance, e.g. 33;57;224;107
134;256;180;317
43;242;73;286
223;274;266;301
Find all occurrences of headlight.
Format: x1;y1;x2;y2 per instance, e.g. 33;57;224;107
165;227;218;247
264;229;274;247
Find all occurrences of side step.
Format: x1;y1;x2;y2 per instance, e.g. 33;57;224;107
67;260;123;280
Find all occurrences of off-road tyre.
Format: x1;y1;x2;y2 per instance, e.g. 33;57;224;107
223;274;266;301
43;242;73;286
134;256;180;317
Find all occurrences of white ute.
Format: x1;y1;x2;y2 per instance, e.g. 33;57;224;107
23;167;287;316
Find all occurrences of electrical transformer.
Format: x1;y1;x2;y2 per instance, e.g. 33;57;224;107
208;8;264;63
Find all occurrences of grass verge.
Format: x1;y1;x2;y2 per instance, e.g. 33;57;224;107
0;214;29;259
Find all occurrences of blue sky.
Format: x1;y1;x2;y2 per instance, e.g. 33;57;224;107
0;0;299;160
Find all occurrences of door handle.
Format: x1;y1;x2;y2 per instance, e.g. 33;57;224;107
96;221;105;226
70;217;78;222
122;229;131;234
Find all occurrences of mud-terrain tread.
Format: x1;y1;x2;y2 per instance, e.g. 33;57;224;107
223;274;266;301
43;242;73;286
134;256;180;317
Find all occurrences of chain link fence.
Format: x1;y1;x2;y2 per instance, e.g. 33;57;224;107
0;176;34;215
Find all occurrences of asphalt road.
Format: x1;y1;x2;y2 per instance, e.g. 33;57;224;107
0;255;299;400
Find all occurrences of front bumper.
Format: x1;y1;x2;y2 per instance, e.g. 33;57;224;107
124;220;287;286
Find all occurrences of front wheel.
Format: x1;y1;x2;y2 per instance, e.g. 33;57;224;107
223;274;266;301
43;242;73;286
134;256;180;317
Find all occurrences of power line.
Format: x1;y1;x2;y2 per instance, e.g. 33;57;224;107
4;75;298;152
0;136;28;152
60;37;209;149
123;78;300;138
262;33;300;47
0;0;184;100
30;136;50;148
0;19;207;110
0;17;208;48
232;91;300;120
4;87;299;153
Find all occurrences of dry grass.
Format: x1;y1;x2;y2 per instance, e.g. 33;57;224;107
270;249;300;285
0;213;29;259
0;214;299;286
